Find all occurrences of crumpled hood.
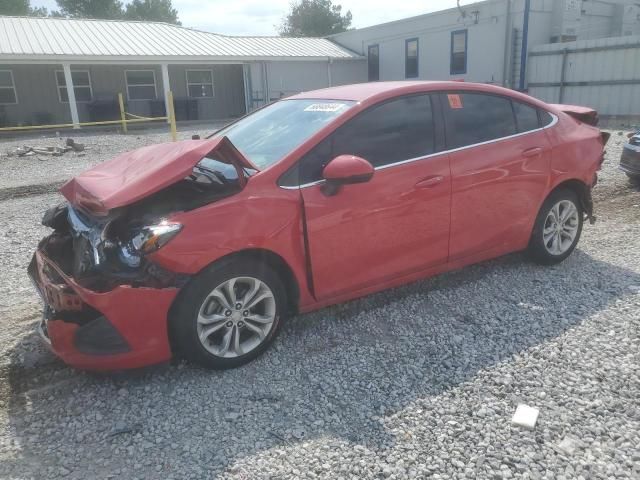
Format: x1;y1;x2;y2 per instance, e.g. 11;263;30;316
60;136;255;216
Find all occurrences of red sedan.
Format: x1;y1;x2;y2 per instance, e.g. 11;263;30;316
29;81;608;371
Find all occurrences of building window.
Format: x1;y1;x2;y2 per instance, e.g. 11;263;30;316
405;38;419;78
450;30;468;75
186;70;214;98
125;70;157;100
0;70;17;104
55;70;93;103
368;44;379;81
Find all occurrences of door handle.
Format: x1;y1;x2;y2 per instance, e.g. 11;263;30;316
415;176;444;188
522;147;543;158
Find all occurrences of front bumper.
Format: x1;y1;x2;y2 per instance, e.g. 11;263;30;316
28;249;178;371
620;144;640;176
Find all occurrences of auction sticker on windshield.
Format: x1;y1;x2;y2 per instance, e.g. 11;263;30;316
304;103;346;112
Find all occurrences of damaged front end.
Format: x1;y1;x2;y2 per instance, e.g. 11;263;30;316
28;136;253;370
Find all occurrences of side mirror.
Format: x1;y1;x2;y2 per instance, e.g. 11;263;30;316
321;155;374;196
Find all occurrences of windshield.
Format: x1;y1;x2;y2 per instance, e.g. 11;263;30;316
214;99;355;169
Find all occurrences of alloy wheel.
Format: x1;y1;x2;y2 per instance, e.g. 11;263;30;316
196;276;276;358
542;199;580;256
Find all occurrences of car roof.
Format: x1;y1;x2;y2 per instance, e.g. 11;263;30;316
289;81;548;108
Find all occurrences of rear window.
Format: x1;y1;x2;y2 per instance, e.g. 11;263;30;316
444;93;517;149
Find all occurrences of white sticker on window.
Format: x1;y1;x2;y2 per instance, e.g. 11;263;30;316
304;103;345;112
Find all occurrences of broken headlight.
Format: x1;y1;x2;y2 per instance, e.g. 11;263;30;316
118;222;183;268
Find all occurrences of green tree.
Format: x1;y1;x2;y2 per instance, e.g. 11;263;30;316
0;0;48;16
125;0;180;24
55;0;124;19
278;0;352;37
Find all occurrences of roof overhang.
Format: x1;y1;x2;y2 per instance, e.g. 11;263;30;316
0;55;365;65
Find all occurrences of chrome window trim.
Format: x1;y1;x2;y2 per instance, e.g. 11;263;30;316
280;112;558;190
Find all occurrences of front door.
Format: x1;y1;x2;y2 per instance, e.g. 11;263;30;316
298;94;451;300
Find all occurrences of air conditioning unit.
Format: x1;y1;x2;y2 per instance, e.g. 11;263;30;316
550;0;582;43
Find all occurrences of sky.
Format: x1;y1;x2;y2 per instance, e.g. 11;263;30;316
30;0;464;36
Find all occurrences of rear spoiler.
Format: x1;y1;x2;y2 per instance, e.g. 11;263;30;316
549;104;599;127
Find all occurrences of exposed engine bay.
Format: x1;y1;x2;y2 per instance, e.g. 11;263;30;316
38;155;246;292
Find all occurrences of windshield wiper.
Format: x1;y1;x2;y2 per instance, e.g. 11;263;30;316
192;165;228;185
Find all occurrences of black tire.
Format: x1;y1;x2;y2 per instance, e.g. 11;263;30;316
527;188;584;266
169;257;287;369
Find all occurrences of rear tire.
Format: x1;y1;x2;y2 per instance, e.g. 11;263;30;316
170;257;287;369
527;188;583;265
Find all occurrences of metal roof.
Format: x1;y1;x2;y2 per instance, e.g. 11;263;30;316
0;16;362;62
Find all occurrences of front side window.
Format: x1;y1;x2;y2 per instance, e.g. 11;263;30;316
451;30;468;75
368;44;380;81
56;70;92;103
444;93;516;148
126;70;157;100
405;39;419;78
297;95;435;184
215;99;355;170
0;70;17;104
187;70;214;98
513;101;540;133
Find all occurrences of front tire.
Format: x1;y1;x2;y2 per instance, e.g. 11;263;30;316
527;188;583;265
170;258;287;369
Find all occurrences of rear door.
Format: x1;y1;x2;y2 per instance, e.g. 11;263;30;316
296;94;451;300
442;92;552;260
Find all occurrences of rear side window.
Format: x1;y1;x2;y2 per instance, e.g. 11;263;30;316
513;101;540;133
296;95;435;184
443;93;516;149
538;109;554;127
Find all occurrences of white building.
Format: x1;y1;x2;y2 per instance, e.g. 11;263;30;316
330;0;640;113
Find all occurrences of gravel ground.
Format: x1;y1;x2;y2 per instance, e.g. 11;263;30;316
0;129;639;479
0;124;222;192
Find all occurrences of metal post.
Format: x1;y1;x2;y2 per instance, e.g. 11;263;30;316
327;57;333;87
118;93;127;134
167;90;177;142
519;0;531;91
161;64;171;124
502;0;512;87
242;64;251;114
262;62;269;105
62;63;80;129
559;48;569;103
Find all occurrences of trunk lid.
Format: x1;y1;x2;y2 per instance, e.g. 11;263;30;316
549;103;599;126
60;136;256;216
